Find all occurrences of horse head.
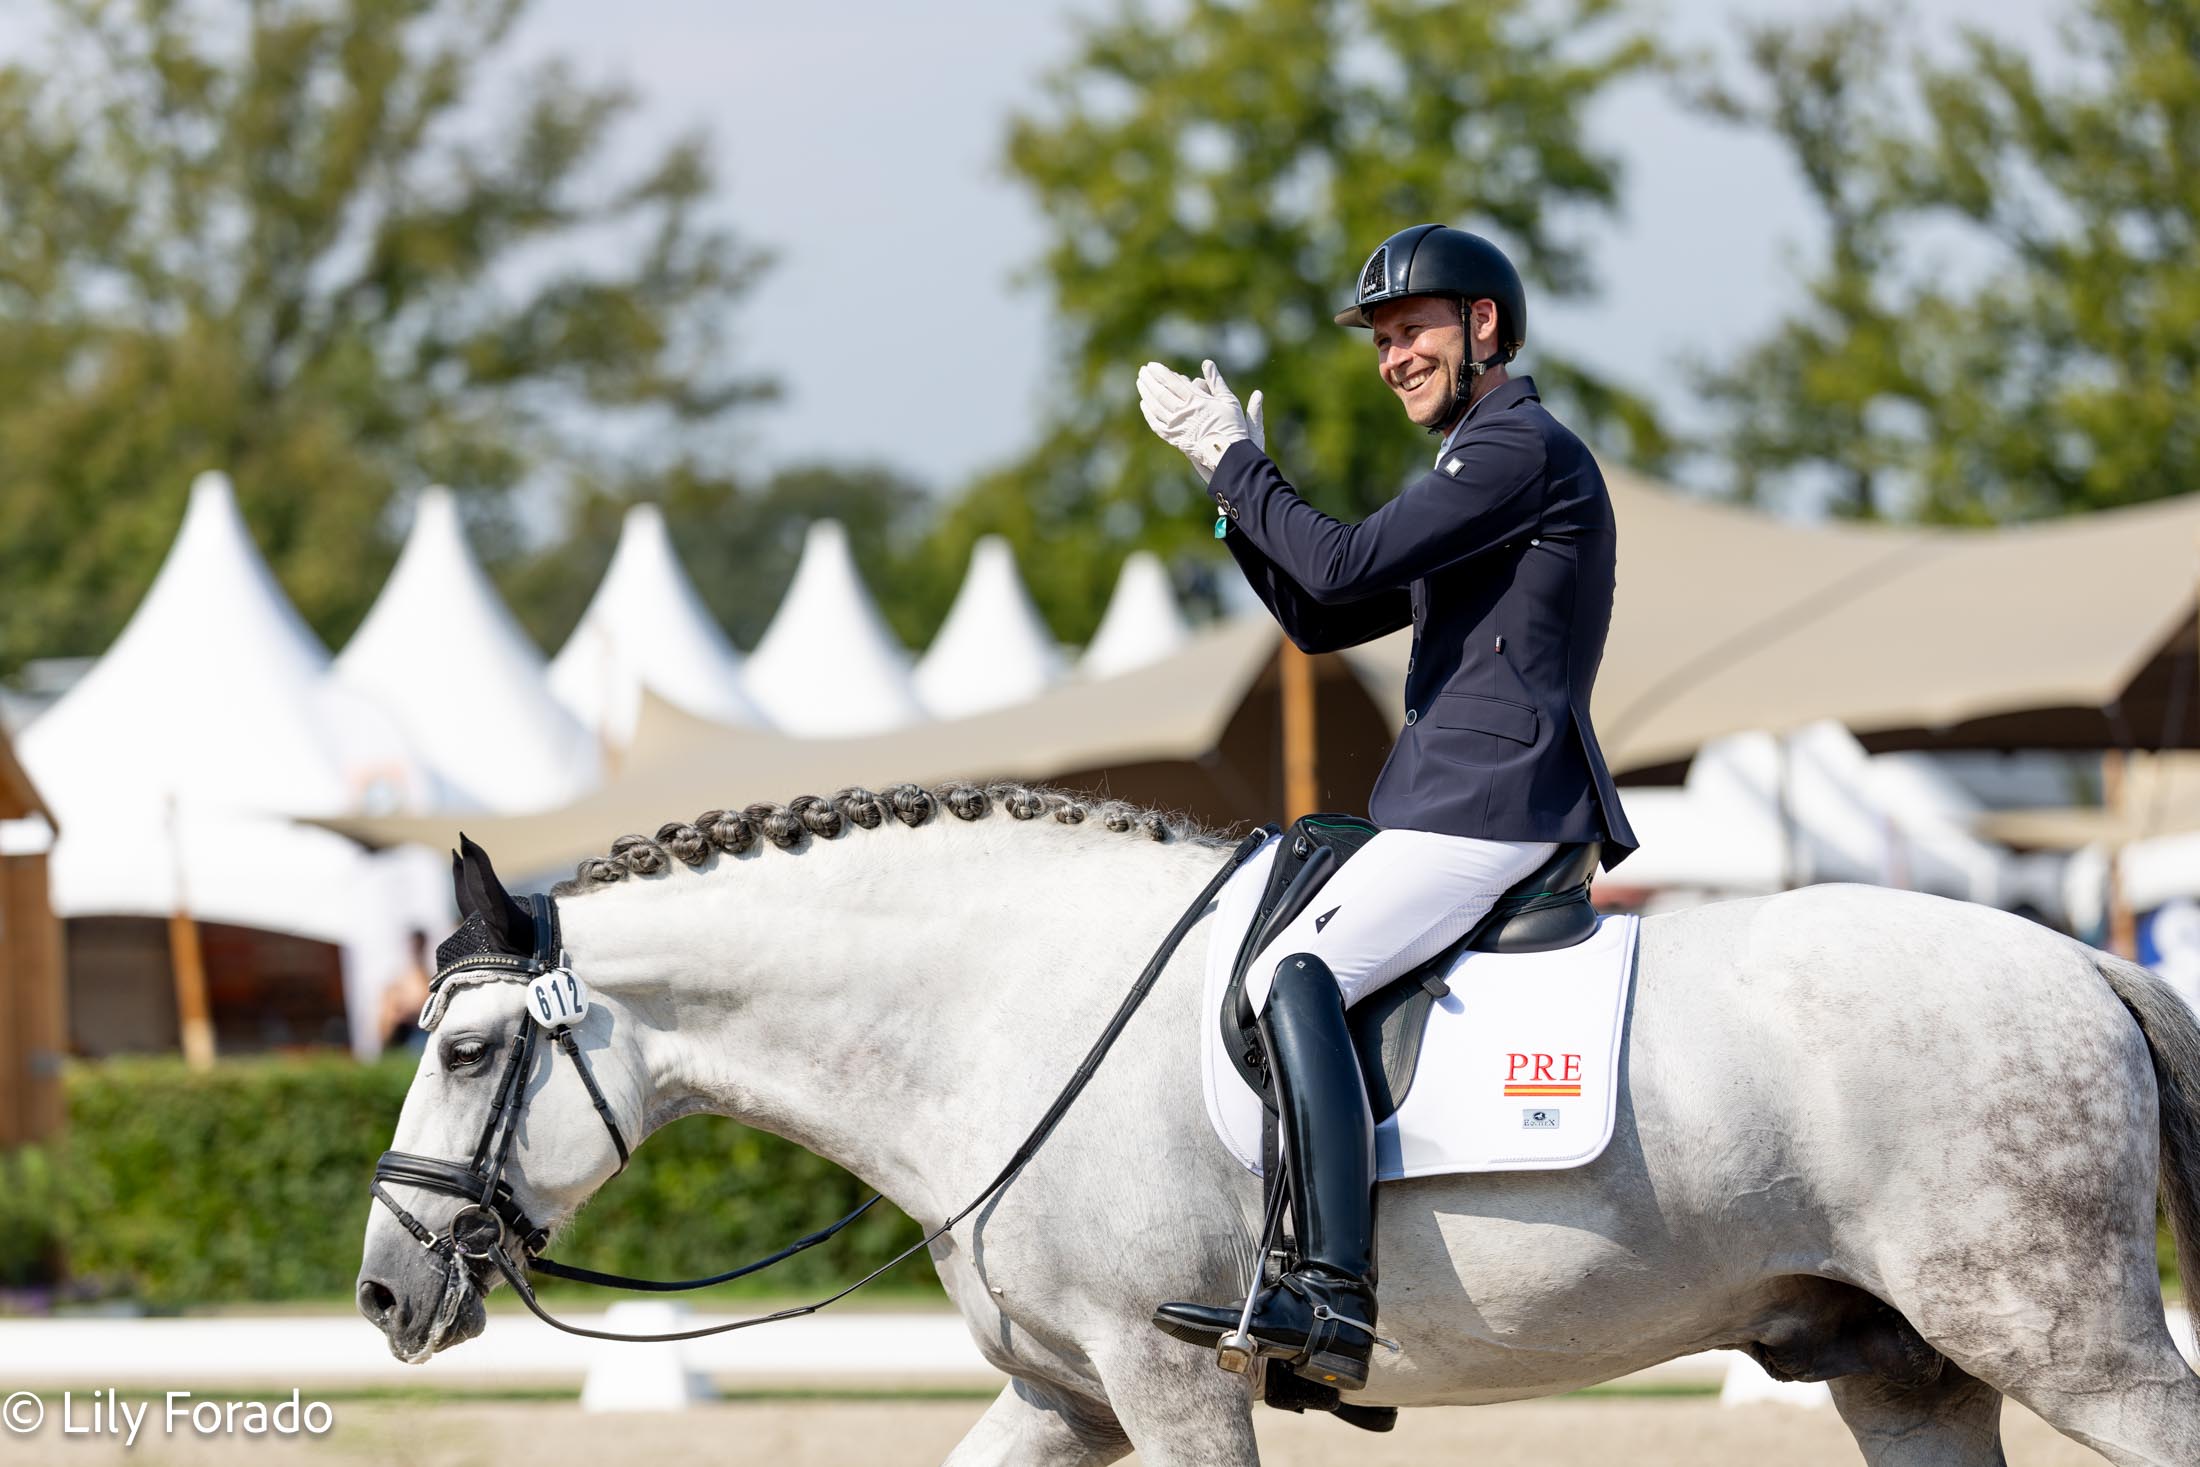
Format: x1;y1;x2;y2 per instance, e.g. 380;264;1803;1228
356;836;644;1362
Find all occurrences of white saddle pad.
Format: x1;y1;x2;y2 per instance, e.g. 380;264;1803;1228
1200;836;1641;1180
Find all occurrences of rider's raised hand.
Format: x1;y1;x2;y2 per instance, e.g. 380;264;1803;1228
1137;359;1261;484
1138;360;1217;482
1191;359;1257;469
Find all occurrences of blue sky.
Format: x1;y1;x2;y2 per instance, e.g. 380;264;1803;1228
4;0;2071;498
507;0;2067;495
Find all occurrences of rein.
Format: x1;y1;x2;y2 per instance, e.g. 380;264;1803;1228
372;826;1273;1344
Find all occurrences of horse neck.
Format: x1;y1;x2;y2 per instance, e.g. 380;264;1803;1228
558;819;1222;1222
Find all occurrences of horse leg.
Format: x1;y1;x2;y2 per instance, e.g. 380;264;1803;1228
1087;1333;1262;1467
942;1378;1131;1467
1987;1323;2200;1467
1828;1366;2006;1467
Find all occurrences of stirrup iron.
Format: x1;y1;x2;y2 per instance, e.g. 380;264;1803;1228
1218;1160;1292;1375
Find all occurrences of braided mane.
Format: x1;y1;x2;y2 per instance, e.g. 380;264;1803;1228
551;781;1231;898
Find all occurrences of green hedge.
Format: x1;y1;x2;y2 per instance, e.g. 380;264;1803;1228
2;1055;2184;1309
1;1055;937;1306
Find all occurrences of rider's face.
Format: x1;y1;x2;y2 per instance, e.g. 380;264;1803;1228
1370;296;1496;430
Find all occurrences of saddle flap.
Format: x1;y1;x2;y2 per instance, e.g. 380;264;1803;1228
1217;826;1605;1124
1219;815;1378;1099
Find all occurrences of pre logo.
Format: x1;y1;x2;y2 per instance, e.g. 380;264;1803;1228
1503;1051;1581;1098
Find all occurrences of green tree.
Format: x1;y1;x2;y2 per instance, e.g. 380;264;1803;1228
952;0;1664;642
1699;0;2200;523
1691;13;1914;518
0;0;769;675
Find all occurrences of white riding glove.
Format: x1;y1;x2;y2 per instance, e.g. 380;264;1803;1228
1136;358;1264;484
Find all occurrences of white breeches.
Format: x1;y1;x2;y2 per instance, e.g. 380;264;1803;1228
1245;830;1560;1013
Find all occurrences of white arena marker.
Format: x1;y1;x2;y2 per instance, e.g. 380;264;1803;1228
579;1303;716;1412
1717;1351;1832;1409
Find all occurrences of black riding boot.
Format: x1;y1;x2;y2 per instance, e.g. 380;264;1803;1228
1153;953;1384;1389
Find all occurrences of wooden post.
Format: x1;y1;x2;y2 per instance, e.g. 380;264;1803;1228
2104;748;2136;959
0;866;19;1148
169;910;216;1071
1;855;67;1142
1280;641;1319;822
163;800;215;1070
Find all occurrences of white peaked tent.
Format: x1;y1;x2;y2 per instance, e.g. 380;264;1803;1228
549;502;766;745
913;535;1065;719
1081;550;1190;678
20;472;435;821
15;472;450;1055
742;519;925;737
335;488;601;813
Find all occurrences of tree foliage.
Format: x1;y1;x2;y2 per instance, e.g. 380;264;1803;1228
1699;0;2200;522
953;0;1664;641
0;0;769;674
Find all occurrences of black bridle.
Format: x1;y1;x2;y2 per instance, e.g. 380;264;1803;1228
371;896;640;1270
370;830;1272;1345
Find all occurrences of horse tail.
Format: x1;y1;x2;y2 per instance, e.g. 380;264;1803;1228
2092;948;2200;1350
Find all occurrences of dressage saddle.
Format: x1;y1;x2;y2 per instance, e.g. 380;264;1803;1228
1218;814;1603;1123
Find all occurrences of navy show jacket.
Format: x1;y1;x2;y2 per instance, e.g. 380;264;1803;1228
1210;374;1639;871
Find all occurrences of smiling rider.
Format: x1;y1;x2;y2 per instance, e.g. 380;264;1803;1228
1136;223;1639;1390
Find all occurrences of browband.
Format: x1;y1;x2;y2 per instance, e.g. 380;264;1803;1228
418;894;564;1032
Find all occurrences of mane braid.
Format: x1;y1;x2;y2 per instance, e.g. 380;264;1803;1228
551;781;1232;898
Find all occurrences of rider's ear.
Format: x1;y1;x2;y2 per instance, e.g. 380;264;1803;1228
456;833;532;954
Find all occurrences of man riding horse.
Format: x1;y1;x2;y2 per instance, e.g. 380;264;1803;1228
1136;223;1641;1389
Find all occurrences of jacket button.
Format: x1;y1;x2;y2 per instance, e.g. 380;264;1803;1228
1405;708;1418;725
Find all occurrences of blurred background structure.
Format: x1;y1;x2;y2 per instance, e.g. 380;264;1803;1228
2;0;2198;1358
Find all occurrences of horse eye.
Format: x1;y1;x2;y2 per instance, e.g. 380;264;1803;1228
447;1039;489;1069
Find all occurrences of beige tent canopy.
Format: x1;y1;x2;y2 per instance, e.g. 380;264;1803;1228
332;474;2200;875
1347;471;2200;776
328;616;1297;877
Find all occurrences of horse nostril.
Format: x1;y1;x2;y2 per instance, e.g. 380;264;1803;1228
358;1278;399;1326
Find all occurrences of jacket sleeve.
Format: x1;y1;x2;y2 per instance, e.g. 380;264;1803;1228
1222;529;1411;654
1208;410;1549;601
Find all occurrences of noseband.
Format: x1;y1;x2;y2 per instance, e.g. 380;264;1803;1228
371;895;632;1269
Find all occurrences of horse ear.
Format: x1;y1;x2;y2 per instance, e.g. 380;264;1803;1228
457;833;533;954
450;848;468;917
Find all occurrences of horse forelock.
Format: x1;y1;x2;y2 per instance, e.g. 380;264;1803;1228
549;781;1232;899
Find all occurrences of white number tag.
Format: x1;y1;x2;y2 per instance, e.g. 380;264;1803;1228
526;966;589;1030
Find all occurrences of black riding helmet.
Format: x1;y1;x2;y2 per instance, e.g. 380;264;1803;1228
1335;223;1527;364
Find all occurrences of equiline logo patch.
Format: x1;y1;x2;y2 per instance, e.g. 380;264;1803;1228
1503;1051;1582;1098
1359;246;1388;301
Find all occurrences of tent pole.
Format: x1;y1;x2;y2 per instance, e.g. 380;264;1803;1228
1775;729;1796;892
1281;641;1318;822
163;798;216;1070
2103;748;2135;959
167;911;215;1071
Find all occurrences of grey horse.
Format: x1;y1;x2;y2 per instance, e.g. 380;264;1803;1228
356;783;2200;1466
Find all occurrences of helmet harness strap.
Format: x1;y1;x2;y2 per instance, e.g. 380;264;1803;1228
1438;296;1507;435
